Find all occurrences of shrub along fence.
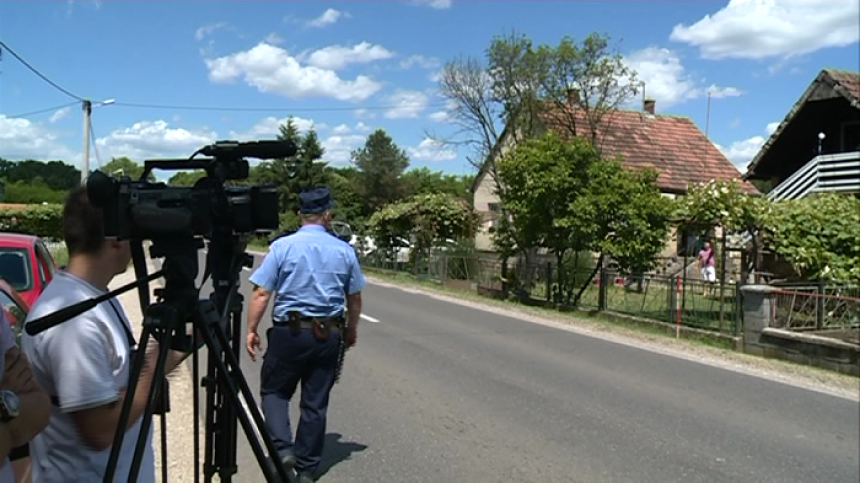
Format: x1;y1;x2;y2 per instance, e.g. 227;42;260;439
361;251;744;337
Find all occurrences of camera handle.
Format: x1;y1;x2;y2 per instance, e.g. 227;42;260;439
103;241;293;483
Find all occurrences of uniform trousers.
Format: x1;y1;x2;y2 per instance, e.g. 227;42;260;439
260;323;340;474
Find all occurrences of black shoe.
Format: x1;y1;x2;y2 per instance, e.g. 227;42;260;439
280;449;297;470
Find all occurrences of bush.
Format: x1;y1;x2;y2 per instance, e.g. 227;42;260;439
0;204;64;239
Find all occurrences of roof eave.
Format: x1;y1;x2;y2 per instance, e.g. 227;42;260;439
744;68;860;178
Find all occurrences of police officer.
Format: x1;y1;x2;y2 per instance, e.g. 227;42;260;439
246;186;365;483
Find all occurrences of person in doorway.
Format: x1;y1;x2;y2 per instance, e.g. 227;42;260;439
698;241;717;296
246;186;365;483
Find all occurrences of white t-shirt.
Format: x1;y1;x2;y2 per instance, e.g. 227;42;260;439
0;311;17;482
21;270;155;483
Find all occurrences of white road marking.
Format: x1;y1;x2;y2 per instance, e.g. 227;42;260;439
360;314;380;323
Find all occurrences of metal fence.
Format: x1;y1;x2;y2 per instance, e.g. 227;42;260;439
361;252;744;336
771;284;860;335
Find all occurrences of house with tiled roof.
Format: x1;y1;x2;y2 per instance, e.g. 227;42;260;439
473;92;757;259
743;68;860;200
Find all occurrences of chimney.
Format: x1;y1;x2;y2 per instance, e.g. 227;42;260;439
643;99;656;115
567;88;580;106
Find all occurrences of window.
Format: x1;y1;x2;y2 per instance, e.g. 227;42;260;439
488;202;501;212
0;248;33;292
35;241;56;283
842;121;860;152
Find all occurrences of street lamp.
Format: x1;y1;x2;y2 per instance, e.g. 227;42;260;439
81;98;116;184
817;132;826;156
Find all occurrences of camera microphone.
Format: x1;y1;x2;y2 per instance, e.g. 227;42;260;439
200;140;298;160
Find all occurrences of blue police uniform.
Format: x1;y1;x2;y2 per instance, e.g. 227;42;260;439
249;187;366;480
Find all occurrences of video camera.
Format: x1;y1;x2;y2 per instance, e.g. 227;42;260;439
86;140;295;240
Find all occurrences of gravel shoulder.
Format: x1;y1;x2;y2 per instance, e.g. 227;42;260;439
365;274;860;402
112;262;201;482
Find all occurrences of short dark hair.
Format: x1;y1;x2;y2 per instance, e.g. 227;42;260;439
63;186;106;256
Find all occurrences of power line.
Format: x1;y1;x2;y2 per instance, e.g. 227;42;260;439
3;101;80;120
0;39;85;101
113;100;449;113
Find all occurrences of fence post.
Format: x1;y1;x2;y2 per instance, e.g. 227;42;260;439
441;253;447;283
598;266;608;311
545;262;552;303
501;259;509;297
816;280;825;329
668;275;678;324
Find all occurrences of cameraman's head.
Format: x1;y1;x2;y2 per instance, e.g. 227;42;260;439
298;186;333;228
62;186;131;286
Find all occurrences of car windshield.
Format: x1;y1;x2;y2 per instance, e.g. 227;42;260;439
0;248;33;292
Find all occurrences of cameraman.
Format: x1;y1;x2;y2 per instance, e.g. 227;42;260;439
21;187;186;482
0;309;51;483
246;186;365;483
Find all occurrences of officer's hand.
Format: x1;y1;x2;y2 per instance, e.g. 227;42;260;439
247;332;262;361
346;329;357;350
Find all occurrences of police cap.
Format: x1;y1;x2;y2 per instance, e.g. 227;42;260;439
299;186;334;214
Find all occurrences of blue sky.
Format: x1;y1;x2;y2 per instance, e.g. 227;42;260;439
1;0;858;177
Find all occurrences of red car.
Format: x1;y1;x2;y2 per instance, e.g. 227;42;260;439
0;232;59;308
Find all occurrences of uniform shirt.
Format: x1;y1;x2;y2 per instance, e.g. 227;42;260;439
0;310;16;482
250;224;366;320
21;270;155;483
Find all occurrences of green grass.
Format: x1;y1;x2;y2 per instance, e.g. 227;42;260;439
362;266;740;351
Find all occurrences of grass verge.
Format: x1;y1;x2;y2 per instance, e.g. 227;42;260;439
363;267;739;351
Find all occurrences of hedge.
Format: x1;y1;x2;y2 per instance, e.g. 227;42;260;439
0;204;64;240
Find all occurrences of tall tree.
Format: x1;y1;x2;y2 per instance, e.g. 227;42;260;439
254;117;328;216
351;129;410;214
429;30;641;262
496;131;670;305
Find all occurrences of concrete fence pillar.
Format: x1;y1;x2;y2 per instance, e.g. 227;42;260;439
740;284;777;354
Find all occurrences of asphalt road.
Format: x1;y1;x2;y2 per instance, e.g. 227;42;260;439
184;250;859;483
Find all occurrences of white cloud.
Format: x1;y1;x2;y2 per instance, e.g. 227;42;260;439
670;0;860;60
306;8;349;28
410;0;453;9
0;116;74;162
195;22;229;41
715;121;780;170
428;99;458;123
204;42;383;102
228;116;322;141
94;120;218;162
383;89;430;119
400;55;440;69
305;42;395;70
230;116;367;165
331;123;352;135
49;107;71;123
265;33;284;45
322;134;366;165
408;138;457;162
624;47;742;109
353;109;376;120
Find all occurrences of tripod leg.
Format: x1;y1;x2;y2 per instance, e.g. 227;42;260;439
128;325;175;481
196;303;293;483
104;322;154;482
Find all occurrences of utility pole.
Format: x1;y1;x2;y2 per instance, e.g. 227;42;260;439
81;99;92;184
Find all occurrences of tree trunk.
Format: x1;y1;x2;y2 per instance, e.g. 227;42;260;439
573;253;604;306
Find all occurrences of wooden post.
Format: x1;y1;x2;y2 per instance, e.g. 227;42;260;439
719;228;727;331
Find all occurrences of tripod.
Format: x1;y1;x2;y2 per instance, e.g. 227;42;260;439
99;234;294;483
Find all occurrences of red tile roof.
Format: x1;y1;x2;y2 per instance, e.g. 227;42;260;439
540;105;759;194
823;68;860;104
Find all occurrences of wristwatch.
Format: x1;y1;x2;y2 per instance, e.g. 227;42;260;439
0;390;20;421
